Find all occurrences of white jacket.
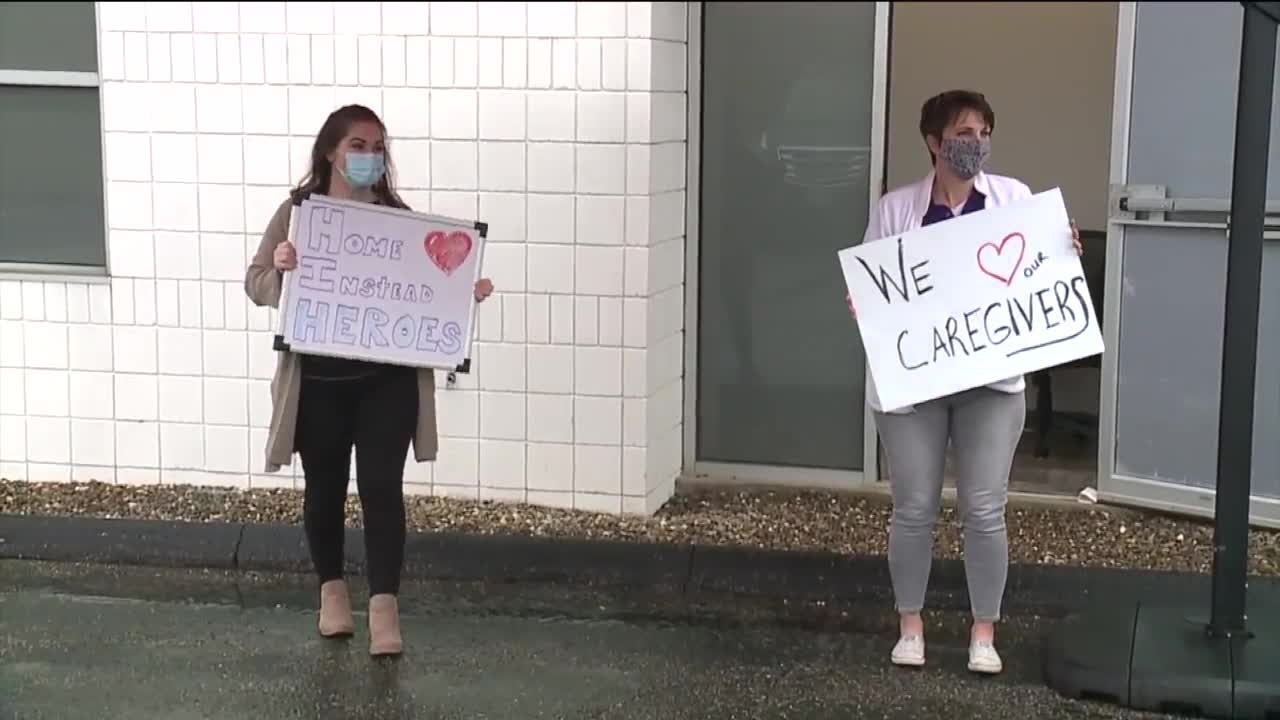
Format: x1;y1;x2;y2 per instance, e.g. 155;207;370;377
861;170;1033;414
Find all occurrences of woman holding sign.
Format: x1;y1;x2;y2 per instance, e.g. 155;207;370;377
848;91;1082;675
245;104;495;658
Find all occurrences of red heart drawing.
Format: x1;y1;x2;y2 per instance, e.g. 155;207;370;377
424;230;473;276
976;232;1026;286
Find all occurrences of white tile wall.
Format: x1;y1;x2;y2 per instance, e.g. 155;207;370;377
0;1;687;516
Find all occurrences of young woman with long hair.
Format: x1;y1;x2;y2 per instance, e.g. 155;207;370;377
245;104;494;657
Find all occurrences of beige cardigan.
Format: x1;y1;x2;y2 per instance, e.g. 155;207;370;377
244;197;440;474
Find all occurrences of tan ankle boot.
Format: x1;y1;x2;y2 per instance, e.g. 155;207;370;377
368;593;403;657
318;579;355;638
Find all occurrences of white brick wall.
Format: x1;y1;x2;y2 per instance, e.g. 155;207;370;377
0;1;688;515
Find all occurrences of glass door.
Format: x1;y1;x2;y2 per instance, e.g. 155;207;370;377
1100;1;1280;526
688;2;888;483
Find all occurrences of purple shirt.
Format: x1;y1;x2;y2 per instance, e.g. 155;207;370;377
922;187;986;226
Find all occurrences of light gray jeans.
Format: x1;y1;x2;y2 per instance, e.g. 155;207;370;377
873;387;1026;622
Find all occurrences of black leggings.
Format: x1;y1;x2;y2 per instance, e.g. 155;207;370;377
295;366;418;596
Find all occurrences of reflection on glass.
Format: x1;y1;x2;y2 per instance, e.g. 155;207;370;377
777;145;873;190
697;2;878;470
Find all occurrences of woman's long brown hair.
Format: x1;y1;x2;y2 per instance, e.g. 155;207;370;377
290;104;409;209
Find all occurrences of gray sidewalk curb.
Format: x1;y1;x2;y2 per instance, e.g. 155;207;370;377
3;512;1275;616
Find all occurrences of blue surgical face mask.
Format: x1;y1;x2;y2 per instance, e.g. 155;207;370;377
340;151;386;188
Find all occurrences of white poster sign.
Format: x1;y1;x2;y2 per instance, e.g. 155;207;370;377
838;188;1104;412
275;195;487;372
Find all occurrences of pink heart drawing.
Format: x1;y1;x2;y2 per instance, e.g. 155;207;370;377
976;232;1026;286
424;230;473;276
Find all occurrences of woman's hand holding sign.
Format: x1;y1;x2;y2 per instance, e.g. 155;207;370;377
274;241;297;271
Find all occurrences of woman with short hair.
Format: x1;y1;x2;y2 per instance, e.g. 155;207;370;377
850;90;1082;674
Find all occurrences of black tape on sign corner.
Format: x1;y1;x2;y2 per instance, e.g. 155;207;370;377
473;221;489;238
272;335;291;352
454;358;471;374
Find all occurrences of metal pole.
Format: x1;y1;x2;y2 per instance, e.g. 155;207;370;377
1209;2;1277;635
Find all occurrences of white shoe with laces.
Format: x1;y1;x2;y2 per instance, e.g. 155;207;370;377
891;634;926;667
968;639;1003;674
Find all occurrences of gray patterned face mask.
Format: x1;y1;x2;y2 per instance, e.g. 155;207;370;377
939;136;991;180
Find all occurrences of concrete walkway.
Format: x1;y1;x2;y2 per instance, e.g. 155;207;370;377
0;561;1173;720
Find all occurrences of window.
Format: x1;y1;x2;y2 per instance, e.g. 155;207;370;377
696;2;877;470
0;2;107;272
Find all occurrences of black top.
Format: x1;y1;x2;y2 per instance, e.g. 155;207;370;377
922;186;987;226
300;353;395;381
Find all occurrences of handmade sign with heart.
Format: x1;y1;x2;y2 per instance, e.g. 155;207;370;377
425;230;473;276
836;187;1104;413
976;231;1026;286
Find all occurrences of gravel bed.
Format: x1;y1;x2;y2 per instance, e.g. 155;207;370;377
1;478;1277;576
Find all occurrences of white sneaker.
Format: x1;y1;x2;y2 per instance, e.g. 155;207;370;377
968;640;1003;674
891;635;926;667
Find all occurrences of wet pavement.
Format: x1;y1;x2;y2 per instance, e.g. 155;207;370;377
0;561;1176;720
